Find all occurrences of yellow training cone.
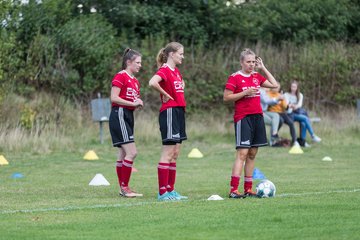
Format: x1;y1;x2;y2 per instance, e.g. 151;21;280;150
83;150;99;160
188;148;204;158
0;155;9;165
288;145;304;154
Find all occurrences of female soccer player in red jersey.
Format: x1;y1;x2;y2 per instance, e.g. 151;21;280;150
109;48;144;198
149;42;188;201
224;48;279;198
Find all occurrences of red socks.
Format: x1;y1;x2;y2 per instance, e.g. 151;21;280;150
167;162;176;192
120;159;133;187
158;163;170;195
116;160;123;186
230;175;240;193
244;176;253;192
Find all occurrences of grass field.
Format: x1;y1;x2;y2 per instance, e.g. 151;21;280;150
1;112;360;240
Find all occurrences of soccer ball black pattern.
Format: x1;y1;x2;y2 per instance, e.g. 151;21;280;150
256;180;276;198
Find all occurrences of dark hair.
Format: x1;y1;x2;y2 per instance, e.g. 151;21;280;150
122;48;141;70
156;42;183;68
289;80;300;100
240;48;256;62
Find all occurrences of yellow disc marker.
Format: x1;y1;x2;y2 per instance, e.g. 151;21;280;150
83;150;99;160
288;145;304;154
187;148;204;158
0;155;9;165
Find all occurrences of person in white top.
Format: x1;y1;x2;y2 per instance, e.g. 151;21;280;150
284;80;321;145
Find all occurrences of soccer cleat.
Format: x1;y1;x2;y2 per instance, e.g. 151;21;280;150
304;142;311;148
169;190;188;200
158;191;178;201
120;186;143;198
244;189;258;197
229;190;246;199
311;134;322;143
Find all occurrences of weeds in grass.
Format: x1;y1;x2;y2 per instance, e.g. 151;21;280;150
1;93;359;154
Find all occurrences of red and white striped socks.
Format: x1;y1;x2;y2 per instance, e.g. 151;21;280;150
230;175;240;193
157;162;170;195
116;160;123;186
244;176;253;192
120;159;133;187
167;162;177;192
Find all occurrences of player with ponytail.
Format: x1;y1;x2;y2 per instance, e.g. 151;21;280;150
149;42;188;201
109;48;144;198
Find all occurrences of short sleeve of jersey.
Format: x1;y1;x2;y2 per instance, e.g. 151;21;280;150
225;75;237;92
112;74;125;88
156;68;167;81
254;72;266;85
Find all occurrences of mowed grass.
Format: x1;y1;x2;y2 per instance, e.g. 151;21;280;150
1;115;360;240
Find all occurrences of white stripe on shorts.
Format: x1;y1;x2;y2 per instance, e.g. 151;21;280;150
236;120;241;146
167;108;172;140
118;108;129;142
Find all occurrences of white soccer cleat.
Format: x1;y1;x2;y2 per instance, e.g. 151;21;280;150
311;135;322;143
120;186;143;198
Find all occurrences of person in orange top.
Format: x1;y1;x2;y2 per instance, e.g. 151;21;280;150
267;89;287;113
267;85;299;146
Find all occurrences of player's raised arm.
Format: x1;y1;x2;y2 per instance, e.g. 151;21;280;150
256;57;278;89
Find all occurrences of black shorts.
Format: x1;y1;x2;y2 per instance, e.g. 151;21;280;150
234;114;268;149
159;107;187;145
109;107;135;147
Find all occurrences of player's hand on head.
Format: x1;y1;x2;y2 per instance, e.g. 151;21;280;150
255;56;265;69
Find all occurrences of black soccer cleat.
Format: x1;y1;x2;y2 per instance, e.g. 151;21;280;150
244;189;258;198
229;190;246;199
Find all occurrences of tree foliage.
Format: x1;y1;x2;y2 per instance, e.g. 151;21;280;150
56;14;117;97
0;0;359;109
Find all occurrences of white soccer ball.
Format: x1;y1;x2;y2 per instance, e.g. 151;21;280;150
256;180;276;198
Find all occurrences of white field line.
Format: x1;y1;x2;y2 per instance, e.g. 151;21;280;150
1;188;359;215
0;201;163;214
276;188;360;197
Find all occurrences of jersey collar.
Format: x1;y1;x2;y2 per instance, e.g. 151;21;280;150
120;70;134;79
163;63;175;71
237;70;253;77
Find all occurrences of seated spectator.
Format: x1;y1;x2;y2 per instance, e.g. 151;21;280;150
284;80;321;146
267;84;299;146
260;88;282;145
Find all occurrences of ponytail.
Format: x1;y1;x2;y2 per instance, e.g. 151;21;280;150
156;48;166;68
156;42;183;68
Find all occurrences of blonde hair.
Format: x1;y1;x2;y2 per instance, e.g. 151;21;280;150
156;42;184;68
240;48;256;62
122;48;141;70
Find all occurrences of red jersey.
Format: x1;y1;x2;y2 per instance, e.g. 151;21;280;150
111;70;141;110
225;71;266;122
156;64;186;112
